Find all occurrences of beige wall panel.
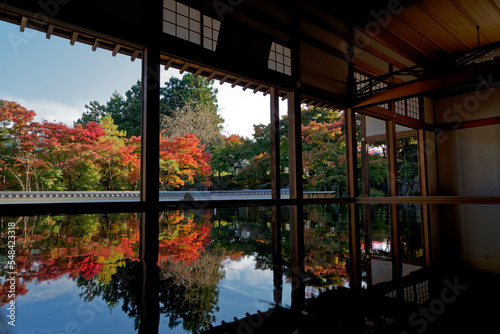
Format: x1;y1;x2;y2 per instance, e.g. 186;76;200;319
300;42;347;95
437;124;500;196
459;205;500;273
435;87;500;124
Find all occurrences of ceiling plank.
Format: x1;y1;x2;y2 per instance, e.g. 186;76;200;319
416;2;471;50
298;6;414;69
450;0;495;45
375;19;435;59
391;14;444;52
359;28;430;63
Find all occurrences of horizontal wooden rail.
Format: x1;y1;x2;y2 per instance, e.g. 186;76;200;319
356;196;500;204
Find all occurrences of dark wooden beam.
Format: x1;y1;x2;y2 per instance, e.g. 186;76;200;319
436;115;500;132
356;196;500;204
365;129;417;143
354;59;500;108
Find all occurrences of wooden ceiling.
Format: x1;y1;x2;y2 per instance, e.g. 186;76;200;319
1;0;499;111
359;0;500;64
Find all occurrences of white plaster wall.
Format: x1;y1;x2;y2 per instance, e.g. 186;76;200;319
434;89;500;273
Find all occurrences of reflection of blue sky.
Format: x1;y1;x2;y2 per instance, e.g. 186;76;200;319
215;255;291;324
158;254;292;332
1;275;136;334
2;256;291;333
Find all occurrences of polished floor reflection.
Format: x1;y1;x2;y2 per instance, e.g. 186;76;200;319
0;205;497;333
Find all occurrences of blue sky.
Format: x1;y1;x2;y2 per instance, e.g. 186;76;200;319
0;20;287;138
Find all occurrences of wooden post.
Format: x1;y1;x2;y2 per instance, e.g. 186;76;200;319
270;87;281;200
287;91;303;201
138;2;161;333
386;119;398;198
140;49;160;205
360;115;373;286
386;119;402;283
288;5;305;310
418;128;432;267
345;108;361;289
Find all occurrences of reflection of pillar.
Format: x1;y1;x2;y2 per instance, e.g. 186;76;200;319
290;205;305;309
139;210;159;334
270;88;281;200
272;205;283;305
386;119;402;283
360;115;373;286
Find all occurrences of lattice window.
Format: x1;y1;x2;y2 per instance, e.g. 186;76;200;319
268;42;292;76
163;0;220;51
394;97;420;120
203;15;220;51
355;72;369;91
407;97;419;119
395;100;405;115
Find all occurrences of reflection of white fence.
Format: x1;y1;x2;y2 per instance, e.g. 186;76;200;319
0;190;340;202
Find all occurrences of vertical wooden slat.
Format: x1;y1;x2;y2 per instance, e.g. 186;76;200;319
345;109;358;198
345;108;361;290
360;115;370;198
418;129;432;267
386;119;398;197
386;119;402;283
360;115;373;286
270;87;281;200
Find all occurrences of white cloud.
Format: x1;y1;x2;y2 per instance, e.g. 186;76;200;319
17;275;77;304
1;94;82;125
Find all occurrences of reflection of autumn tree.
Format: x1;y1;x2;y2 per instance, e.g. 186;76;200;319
158;211;222;332
0;214;140;307
303;227;349;287
160;252;225;332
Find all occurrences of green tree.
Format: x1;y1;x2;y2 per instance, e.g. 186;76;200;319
161;74;223;151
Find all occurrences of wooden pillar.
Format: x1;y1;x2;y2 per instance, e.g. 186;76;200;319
386;119;398;198
287;91;303;201
288;4;305;309
360;115;373;286
138;2;161;333
270;87;281;200
140;31;161;205
345;108;361;289
386;119;402;282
